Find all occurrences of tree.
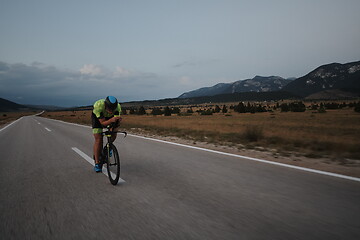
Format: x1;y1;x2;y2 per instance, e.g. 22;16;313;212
151;107;163;115
234;102;246;113
280;103;289;112
200;109;213;115
214;105;221;113
289;102;306;112
355;102;360;113
171;107;181;114
129;108;136;114
138;106;146;115
164;106;172;116
311;104;318;110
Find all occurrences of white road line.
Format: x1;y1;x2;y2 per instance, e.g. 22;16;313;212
71;147;125;184
41;117;360;182
35;111;45;116
130;135;360;182
43;117;91;128
0;117;23;132
45;127;52;132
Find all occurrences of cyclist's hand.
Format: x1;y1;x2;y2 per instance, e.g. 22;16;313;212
111;116;121;123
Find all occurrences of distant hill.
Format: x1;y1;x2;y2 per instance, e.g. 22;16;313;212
0;98;31;112
305;89;360;100
25;104;66;111
178;76;294;98
122;91;300;108
283;61;360;97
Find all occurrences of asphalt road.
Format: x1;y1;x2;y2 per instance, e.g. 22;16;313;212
0;116;359;240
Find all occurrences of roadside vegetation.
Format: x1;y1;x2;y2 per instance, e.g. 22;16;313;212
0;111;40;127
42;100;360;160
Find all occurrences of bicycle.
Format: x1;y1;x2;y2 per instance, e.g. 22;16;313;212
98;126;127;185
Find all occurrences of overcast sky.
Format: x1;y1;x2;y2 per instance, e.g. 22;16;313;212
1;0;359;107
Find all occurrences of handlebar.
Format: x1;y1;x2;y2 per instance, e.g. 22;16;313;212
102;130;127;138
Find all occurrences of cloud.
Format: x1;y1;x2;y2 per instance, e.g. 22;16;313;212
114;66;131;77
178;76;192;85
0;61;183;106
80;64;105;76
173;59;220;68
173;61;197;68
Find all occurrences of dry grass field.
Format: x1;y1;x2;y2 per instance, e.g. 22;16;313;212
0;111;39;127
42;107;360;160
3;106;359;177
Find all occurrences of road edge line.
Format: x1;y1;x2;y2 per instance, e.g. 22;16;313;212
39;117;91;128
39;117;360;182
0;117;24;132
129;134;360;182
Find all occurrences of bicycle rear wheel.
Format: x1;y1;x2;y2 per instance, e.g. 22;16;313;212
104;143;120;185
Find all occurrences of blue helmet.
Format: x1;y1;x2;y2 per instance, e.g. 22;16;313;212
105;96;118;111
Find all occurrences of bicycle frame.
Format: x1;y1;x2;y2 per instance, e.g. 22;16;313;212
101;128;126;161
100;126;127;185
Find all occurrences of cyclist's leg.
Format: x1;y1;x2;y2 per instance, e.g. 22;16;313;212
110;131;117;143
93;133;103;164
91;112;104;164
110;120;120;143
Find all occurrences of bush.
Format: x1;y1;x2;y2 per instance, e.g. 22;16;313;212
354;102;360;113
151;108;163;115
355;105;360;113
178;112;192;116
187;108;194;114
243;125;264;142
200;109;213;115
280;103;289;112
318;107;326;113
137;106;146;115
214;105;221;113
171;107;181;114
234;102;246;113
291;102;306;112
164;106;172;116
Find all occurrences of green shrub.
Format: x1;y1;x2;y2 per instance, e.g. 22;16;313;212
200;109;213;115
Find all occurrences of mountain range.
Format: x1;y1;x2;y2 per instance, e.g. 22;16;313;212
1;61;359;111
0;98;30;112
179;76;293;98
282;61;360;97
179;61;360;99
0;98;66;112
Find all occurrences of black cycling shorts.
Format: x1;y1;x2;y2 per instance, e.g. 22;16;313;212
91;113;119;134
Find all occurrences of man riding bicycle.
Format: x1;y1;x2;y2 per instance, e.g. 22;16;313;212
92;96;122;172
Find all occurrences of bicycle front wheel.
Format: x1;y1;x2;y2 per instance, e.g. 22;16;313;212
105;143;120;185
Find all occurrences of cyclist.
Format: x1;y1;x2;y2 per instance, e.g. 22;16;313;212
92;96;122;172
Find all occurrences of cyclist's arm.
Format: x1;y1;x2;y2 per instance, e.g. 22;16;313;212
99;116;121;127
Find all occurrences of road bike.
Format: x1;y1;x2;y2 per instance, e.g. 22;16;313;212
98;126;127;185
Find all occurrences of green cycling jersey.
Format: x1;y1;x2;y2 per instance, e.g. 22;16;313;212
93;99;122;119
